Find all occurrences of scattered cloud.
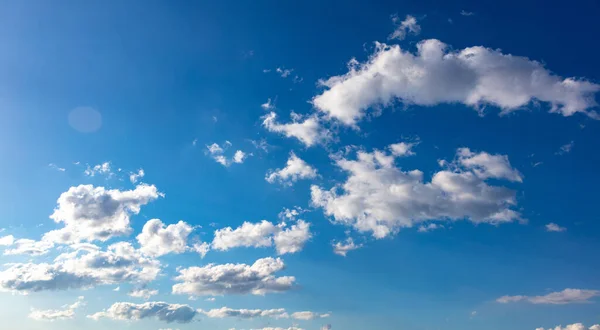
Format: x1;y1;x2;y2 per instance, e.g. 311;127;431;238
291;311;330;320
199;307;289;319
389;14;421;40
332;238;362;257
546;223;567;232
276;67;293;78
497;288;600;304
250;138;270;153
262;98;276;110
48;163;66;172
266;152;318;186
42;184;162;244
312;40;600;127
556;141;575;155
0;235;14;246
536;323;600;330
311;145;522;238
129;169;145;183
278;206;308;221
172;257;295;297
460;10;475;16
29;296;85;321
262;112;330;147
128;287;159;300
84;162;113;177
418;223;444;232
88;301;197;323
206;142;249;167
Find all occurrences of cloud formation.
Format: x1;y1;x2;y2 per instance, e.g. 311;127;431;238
311;145;522;238
137;219;195;257
29;296;85;321
536;323;600;330
332;238;362;256
89;301;197;323
312;39;600;126
262;112;330;147
389;14;421;40
266;152;318;186
497;288;600;304
172;257;295;297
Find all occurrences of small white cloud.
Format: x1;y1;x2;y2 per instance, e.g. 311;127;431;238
291;311;330;320
497;288;600;304
129;169;145;184
537;323;600;330
206;142;249;167
332;238;362;257
262;112;330;147
29;296;85;321
266;152;318;186
48;163;66;172
460;10;475;16
276;67;293;78
233;150;247;164
389;14;421;40
262;98;275;110
113;286;120;292
418;223;444;232
0;235;14;246
84;162;113;177
556;141;575;155
545;223;567;232
128;287;158;300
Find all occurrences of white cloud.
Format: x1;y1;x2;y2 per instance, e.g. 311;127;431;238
537;325;600;330
321;325;332;330
291;311;330;320
128;287;159;300
3;238;54;256
262;112;330;147
417;223;444;232
457;148;523;182
278;207;308;221
0;242;160;293
129;169;145;183
172;257;295;297
389;142;417;157
200;307;289;319
137;219;194;257
254;327;304;330
332;238;362;257
311;145;522;238
546;223;567;232
276;67;293;78
206;142;248;166
212;220;311;255
48;163;66;172
460;10;475;16
88;301;197;323
42;184;162;244
0;235;14;246
497;288;600;304
389;14;421;40
312;40;600;127
29;296;85;321
192;242;210;258
556;141;575;155
84;162;113;177
262;98;275;110
266;152;318;186
273;220;312;255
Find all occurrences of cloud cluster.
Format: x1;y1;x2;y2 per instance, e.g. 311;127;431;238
0;242;160;293
311;145;522;238
536;324;600;330
137;219;195;257
262;112;330;147
206;142;248;167
312;39;600;126
266;152;318;186
29;296;85;321
497;288;600;304
43;184;162;244
172;257;295;297
389;14;421;40
89;301;197;323
212;220;311;255
200;307;289;319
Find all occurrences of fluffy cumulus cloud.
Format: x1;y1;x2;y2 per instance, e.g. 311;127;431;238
29;296;85;321
332;237;362;256
129;169;145;183
497;288;600;304
262;112;330;147
266;152;318;186
536;323;600;330
212;220;311;255
199;307;289;319
206;142;248;167
137;219;195;257
312;39;600;126
389;14;421;40
172;257;295;297
0;242;160;293
311;145;522;238
88;301;197;323
42;184;162;244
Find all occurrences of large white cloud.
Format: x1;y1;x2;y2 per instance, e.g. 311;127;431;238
0;242;160;293
311;145;522;238
312;39;600;126
42;184;162;244
212;220;311;255
172;257;295;297
497;288;600;304
29;296;85;321
88;301;197;323
262;112;330;147
536;323;600;330
137;219;194;257
266;152;318;186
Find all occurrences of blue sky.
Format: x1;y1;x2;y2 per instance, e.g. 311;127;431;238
1;0;600;329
